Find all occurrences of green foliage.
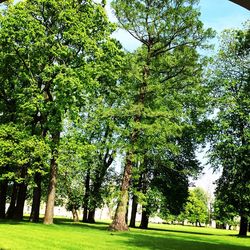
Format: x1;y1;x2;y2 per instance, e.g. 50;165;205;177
110;0;215;155
0;0;125;223
208;22;250;219
0;123;50;181
184;188;208;225
213;198;239;228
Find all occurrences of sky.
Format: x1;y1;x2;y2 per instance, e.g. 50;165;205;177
108;0;249;51
106;0;250;195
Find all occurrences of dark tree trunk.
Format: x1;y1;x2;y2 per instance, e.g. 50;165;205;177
248;223;250;232
44;132;60;225
139;208;149;229
29;172;42;222
129;194;138;228
88;209;95;223
129;169;142;228
125;199;129;225
109;155;132;231
0;180;8;219
82;208;88;223
12;181;27;220
239;215;248;236
72;208;79;222
82;168;90;223
6;182;18;219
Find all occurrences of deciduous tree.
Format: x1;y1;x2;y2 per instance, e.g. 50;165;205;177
208;23;250;236
109;0;213;231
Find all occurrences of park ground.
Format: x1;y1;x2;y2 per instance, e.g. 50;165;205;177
0;219;249;250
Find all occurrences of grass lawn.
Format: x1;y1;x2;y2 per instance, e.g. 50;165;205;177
0;218;249;250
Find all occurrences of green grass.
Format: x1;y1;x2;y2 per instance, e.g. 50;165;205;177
0;218;249;250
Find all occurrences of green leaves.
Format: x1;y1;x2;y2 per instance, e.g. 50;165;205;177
0;123;50;181
208;23;250;221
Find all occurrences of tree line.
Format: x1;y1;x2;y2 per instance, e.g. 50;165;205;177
0;0;249;236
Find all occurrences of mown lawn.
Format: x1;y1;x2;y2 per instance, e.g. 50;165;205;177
0;218;249;250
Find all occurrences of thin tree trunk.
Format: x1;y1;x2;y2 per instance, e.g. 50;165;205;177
44;132;60;225
0;180;8;219
6;182;18;219
139;208;149;229
129;171;142;228
125;199;129;225
88;208;95;223
109;155;132;231
82;168;90;223
129;194;138;228
72;208;79;222
239;215;248;236
29;172;42;222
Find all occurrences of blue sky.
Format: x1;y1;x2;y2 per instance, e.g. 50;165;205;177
199;0;249;31
108;0;250;51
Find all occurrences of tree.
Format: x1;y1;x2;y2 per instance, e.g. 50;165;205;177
0;124;49;220
57;131;89;222
0;0;122;224
213;197;238;230
183;187;208;226
109;0;213;231
208;23;250;236
128;125;202;229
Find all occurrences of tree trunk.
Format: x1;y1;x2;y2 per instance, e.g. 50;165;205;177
6;182;18;219
125;199;129;225
82;168;90;223
139;208;149;229
239;215;248;236
12;181;27;220
44;133;60;225
129;194;138;228
72;208;79;222
109;155;132;231
0;180;8;219
29;172;42;222
43;155;57;224
248;223;250;232
88;208;95;223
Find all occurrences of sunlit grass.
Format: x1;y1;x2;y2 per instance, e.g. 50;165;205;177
0;218;249;249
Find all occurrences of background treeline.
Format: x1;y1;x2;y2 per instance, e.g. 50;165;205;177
0;0;249;237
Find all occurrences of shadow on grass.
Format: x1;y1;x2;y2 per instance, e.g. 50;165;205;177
115;232;250;250
146;226;215;236
144;226;246;238
0;219;22;225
